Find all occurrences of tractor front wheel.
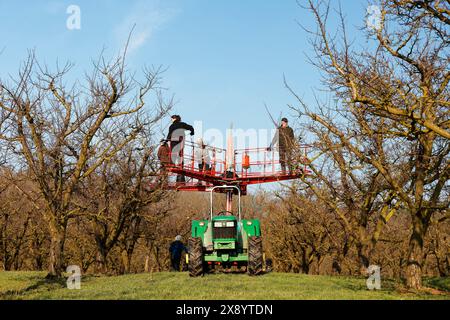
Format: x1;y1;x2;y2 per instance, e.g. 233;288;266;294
188;237;204;277
248;236;263;276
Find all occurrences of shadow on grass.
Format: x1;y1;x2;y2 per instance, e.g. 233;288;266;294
0;276;67;300
337;277;399;294
204;268;272;276
424;278;450;293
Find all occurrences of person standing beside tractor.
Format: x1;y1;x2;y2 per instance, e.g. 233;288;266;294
167;115;195;183
169;235;188;272
268;117;296;174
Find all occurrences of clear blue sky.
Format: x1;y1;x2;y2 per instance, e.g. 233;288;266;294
0;0;369;143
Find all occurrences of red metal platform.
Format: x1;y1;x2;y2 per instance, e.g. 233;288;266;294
153;140;311;194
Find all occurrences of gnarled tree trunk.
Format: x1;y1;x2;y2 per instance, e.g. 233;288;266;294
47;220;66;278
405;214;428;289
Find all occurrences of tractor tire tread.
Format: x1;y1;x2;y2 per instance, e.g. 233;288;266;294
188;237;204;277
248;236;263;276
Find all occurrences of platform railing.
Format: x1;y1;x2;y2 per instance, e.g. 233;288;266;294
234;145;311;177
164;140;226;178
160;139;311;183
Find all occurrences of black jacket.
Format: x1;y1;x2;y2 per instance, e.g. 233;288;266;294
167;121;195;142
169;241;188;259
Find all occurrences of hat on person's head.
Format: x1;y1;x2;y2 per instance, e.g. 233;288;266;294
197;138;204;145
281;117;288;123
175;235;182;241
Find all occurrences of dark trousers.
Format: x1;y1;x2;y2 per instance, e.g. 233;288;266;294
176;174;186;183
198;163;211;172
279;149;293;174
197;163;211;185
171;256;181;272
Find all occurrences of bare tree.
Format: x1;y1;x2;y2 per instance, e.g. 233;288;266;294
0;50;172;277
82;137;169;274
265;188;339;274
288;107;399;274
292;0;449;289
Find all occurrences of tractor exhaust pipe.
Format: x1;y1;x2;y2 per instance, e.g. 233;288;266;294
226;192;233;213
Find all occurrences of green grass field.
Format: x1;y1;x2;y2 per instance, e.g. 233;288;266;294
0;271;449;300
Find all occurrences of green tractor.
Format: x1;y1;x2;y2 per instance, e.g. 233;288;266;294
188;186;264;276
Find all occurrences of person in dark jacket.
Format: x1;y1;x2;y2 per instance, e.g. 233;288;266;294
167;115;195;183
268;118;295;174
169;235;188;272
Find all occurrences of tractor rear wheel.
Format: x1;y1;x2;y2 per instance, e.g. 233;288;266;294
248;236;263;276
188;237;204;277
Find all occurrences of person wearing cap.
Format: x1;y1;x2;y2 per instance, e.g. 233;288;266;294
167;115;195;147
268;117;295;174
167;115;195;183
169;235;188;272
